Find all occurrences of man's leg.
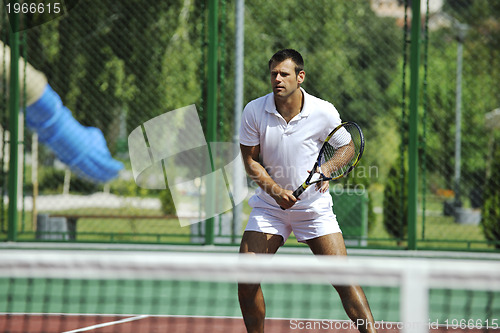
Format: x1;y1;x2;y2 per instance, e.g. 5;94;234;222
238;231;283;333
306;233;377;333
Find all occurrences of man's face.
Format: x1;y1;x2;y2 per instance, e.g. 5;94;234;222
269;59;305;98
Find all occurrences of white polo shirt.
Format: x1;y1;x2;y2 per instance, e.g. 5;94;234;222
240;88;342;210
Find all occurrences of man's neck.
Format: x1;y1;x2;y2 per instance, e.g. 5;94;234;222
275;88;304;123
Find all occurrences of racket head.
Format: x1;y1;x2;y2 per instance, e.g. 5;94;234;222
317;121;365;181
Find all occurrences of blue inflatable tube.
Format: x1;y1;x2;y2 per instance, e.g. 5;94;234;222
25;84;124;182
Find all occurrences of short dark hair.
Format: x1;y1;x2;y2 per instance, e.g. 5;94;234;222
268;49;304;75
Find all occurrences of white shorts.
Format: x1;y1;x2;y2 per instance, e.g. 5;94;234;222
245;196;342;245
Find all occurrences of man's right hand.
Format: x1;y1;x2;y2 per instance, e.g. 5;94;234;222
272;188;298;210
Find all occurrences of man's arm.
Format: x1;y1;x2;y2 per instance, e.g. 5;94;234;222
240;144;298;209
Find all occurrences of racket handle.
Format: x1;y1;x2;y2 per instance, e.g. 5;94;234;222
281;184;307;210
280;184;308;210
292;184;307;198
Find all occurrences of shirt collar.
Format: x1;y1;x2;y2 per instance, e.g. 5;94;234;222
265;87;311;118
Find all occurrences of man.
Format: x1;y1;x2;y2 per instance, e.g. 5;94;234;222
238;49;377;333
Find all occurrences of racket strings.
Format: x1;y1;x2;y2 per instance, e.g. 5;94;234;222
320;124;363;179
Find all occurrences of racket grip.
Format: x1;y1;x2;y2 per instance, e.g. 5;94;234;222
292;185;307;198
280;184;308;210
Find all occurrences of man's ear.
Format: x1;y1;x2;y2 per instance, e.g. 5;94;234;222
297;70;305;84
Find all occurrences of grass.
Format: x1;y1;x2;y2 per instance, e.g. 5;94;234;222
366;185;494;250
1;190;497;251
6;207;192;244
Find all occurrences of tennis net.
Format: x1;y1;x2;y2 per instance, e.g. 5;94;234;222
1;249;499;333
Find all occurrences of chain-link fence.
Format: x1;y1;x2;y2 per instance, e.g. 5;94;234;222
1;0;499;250
415;0;500;250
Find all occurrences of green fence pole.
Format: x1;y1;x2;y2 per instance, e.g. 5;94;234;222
408;0;421;250
7;12;20;242
204;0;218;245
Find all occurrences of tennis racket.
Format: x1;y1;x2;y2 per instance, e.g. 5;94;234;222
281;121;365;210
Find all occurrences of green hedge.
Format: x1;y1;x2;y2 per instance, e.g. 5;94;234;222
482;140;500;249
383;157;408;242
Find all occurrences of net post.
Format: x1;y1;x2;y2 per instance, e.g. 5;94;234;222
407;0;421;250
400;267;429;333
7;11;20;242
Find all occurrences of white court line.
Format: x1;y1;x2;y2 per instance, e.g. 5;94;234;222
62;315;149;333
1;313;486;330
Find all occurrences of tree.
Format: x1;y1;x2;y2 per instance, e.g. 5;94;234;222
383;157;408;243
481;140;500;249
